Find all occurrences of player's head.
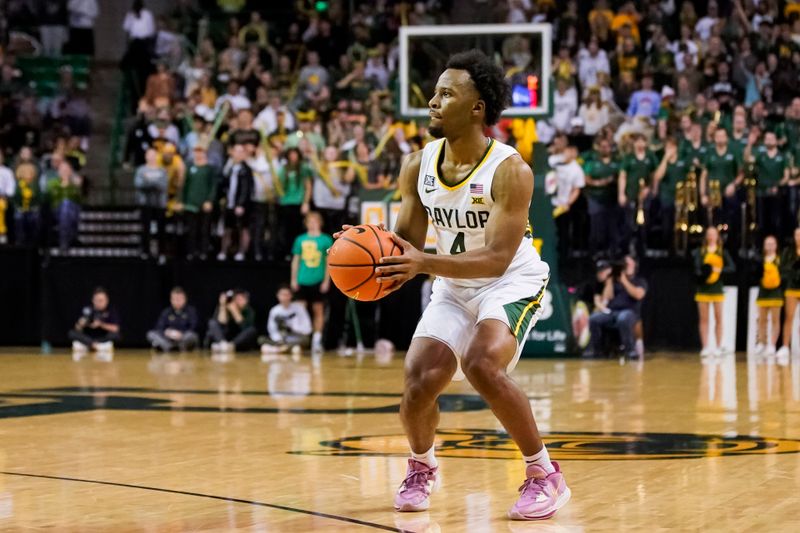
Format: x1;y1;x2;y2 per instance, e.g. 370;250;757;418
276;284;293;306
428;49;511;138
170;286;187;310
304;211;323;233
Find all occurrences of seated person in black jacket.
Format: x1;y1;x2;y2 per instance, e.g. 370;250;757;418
217;143;254;261
207;288;258;353
147;286;199;352
69;287;121;357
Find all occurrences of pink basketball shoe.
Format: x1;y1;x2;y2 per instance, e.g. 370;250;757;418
508;461;570;520
394;459;438;512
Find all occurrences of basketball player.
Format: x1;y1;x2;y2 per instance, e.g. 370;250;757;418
339;50;570;520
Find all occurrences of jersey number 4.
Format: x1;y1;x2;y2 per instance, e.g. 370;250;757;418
449;232;466;255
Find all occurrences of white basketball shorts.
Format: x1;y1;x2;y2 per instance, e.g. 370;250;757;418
412;270;549;381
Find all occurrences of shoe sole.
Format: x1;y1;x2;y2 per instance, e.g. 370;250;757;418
394;500;430;512
508;487;571;520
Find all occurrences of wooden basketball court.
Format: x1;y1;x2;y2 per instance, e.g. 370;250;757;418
0;349;798;531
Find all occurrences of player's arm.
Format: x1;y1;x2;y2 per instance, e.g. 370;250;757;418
388;150;427;248
377;155;532;286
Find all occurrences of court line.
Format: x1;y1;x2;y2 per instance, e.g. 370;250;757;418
0;471;406;532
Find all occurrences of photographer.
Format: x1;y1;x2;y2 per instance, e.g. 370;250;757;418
69;287;121;360
260;285;312;357
584;255;648;359
147;287;199;352
207;288;257;353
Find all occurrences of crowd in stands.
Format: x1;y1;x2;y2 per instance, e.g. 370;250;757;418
5;1;800;359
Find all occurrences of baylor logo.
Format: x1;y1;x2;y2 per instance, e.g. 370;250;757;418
294;429;800;460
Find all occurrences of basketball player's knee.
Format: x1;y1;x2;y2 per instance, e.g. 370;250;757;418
461;352;504;388
403;367;451;406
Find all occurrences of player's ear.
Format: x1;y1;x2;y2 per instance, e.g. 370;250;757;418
473;99;485;118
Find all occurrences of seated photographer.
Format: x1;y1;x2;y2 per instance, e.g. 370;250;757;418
260;285;312;357
584;255;647;359
69;287;121;359
147;287;199;352
207;289;257;353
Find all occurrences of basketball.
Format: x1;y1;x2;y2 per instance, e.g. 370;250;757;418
328;225;402;301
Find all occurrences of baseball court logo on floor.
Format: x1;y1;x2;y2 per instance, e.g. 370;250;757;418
293;428;800;460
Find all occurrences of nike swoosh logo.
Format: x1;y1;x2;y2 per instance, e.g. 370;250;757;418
425;188;436;193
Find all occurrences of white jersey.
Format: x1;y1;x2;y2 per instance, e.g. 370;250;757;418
417;137;548;288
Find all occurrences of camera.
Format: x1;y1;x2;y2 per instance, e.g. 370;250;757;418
81;306;93;319
225;290;235;303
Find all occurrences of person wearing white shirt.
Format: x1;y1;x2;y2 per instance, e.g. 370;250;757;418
578;40;610;89
66;0;99;55
548;146;585;261
254;94;296;135
248;149;282;261
123;3;155;40
578;87;610;136
694;2;719;42
261;286;313;356
552;79;578;133
215;80;252;113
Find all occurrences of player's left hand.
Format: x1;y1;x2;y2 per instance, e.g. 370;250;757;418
375;233;424;293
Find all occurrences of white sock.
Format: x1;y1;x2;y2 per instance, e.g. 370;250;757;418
410;444;438;468
312;332;322;344
523;446;555;474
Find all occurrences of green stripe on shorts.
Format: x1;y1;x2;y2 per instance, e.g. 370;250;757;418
503;284;546;343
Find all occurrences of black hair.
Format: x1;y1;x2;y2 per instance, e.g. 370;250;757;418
444;49;511;126
277;284;292;292
171;286;185;295
93;286;107;296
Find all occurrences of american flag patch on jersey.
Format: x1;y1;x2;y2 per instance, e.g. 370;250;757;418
470;183;484;194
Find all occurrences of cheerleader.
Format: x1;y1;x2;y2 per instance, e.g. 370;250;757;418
753;236;783;356
693;226;736;356
778;227;800;359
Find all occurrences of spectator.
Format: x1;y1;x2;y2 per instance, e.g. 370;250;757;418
578;38;610;89
584;255;648;359
582;136;619;257
552;78;578;133
47;161;82;251
296;50;331;111
134;148;168;257
701;128;743;239
626;73;661;120
208;289;258;354
227;108;261;155
746;130;790;242
69;287;120;360
147;286;199;352
179;144;217;260
39;0;69;57
239;11;269;48
277;147;312;259
66;0;99;55
215;80;251;113
122;0;157;103
695;1;720;42
291;211;333;354
578;86;610;136
0;152;15;244
218;143;254;261
143;61;176;107
260;284;312;357
311;145;353;234
618;132;658;254
13;159;40;247
548;145;585;261
652;137;687;251
248;144;281;261
254;92;296;136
